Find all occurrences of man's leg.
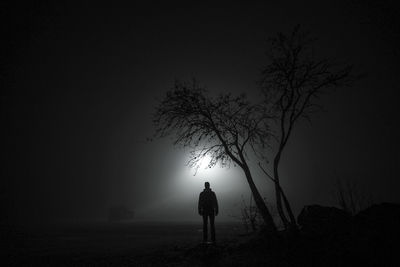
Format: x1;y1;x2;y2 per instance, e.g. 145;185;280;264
202;214;208;242
210;214;215;243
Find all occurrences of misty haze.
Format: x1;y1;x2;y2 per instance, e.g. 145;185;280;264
2;1;400;266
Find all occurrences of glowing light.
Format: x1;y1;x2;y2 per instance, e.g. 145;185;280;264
196;154;214;171
157;150;250;219
169;152;244;196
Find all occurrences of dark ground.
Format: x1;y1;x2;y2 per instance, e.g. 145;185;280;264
1;219;398;266
1;221;245;266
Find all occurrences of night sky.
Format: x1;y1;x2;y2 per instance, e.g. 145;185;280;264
2;1;399;224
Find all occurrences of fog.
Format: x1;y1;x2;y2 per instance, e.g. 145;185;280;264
2;1;399;226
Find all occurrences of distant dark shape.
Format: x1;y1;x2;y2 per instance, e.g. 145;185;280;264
108;205;134;222
198;182;219;244
297;204;351;236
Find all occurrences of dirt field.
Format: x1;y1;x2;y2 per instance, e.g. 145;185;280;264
3;221;246;266
4;219;397;266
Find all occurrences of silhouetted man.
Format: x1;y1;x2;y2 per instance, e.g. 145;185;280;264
198;182;218;243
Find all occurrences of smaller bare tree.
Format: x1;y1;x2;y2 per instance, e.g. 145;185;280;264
259;25;354;230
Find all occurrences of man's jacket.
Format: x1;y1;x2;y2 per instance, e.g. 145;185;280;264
198;188;218;215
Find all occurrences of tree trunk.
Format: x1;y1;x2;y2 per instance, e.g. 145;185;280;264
274;151;298;231
242;165;277;235
273;153;290;228
279;182;298;231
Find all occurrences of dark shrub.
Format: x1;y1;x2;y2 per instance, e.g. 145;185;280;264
297;205;351;237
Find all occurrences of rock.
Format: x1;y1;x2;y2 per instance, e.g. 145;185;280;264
354;202;400;239
297;205;351;236
351;203;400;266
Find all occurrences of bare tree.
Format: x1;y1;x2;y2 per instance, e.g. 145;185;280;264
259;25;354;230
153;80;277;234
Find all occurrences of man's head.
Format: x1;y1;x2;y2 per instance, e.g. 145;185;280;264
205;182;210;189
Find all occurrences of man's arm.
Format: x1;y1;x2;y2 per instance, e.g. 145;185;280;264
213;192;219;216
198;193;203;215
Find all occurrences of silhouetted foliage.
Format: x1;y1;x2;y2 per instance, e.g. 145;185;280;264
333;177;373;215
154;80;271;170
153;79;277;234
239;195;260;233
259;25;354;230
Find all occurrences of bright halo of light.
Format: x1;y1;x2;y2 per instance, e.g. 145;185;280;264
173;153;244;196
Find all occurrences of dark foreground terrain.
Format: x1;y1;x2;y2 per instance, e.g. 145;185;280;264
2;203;400;266
2;221;249;266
